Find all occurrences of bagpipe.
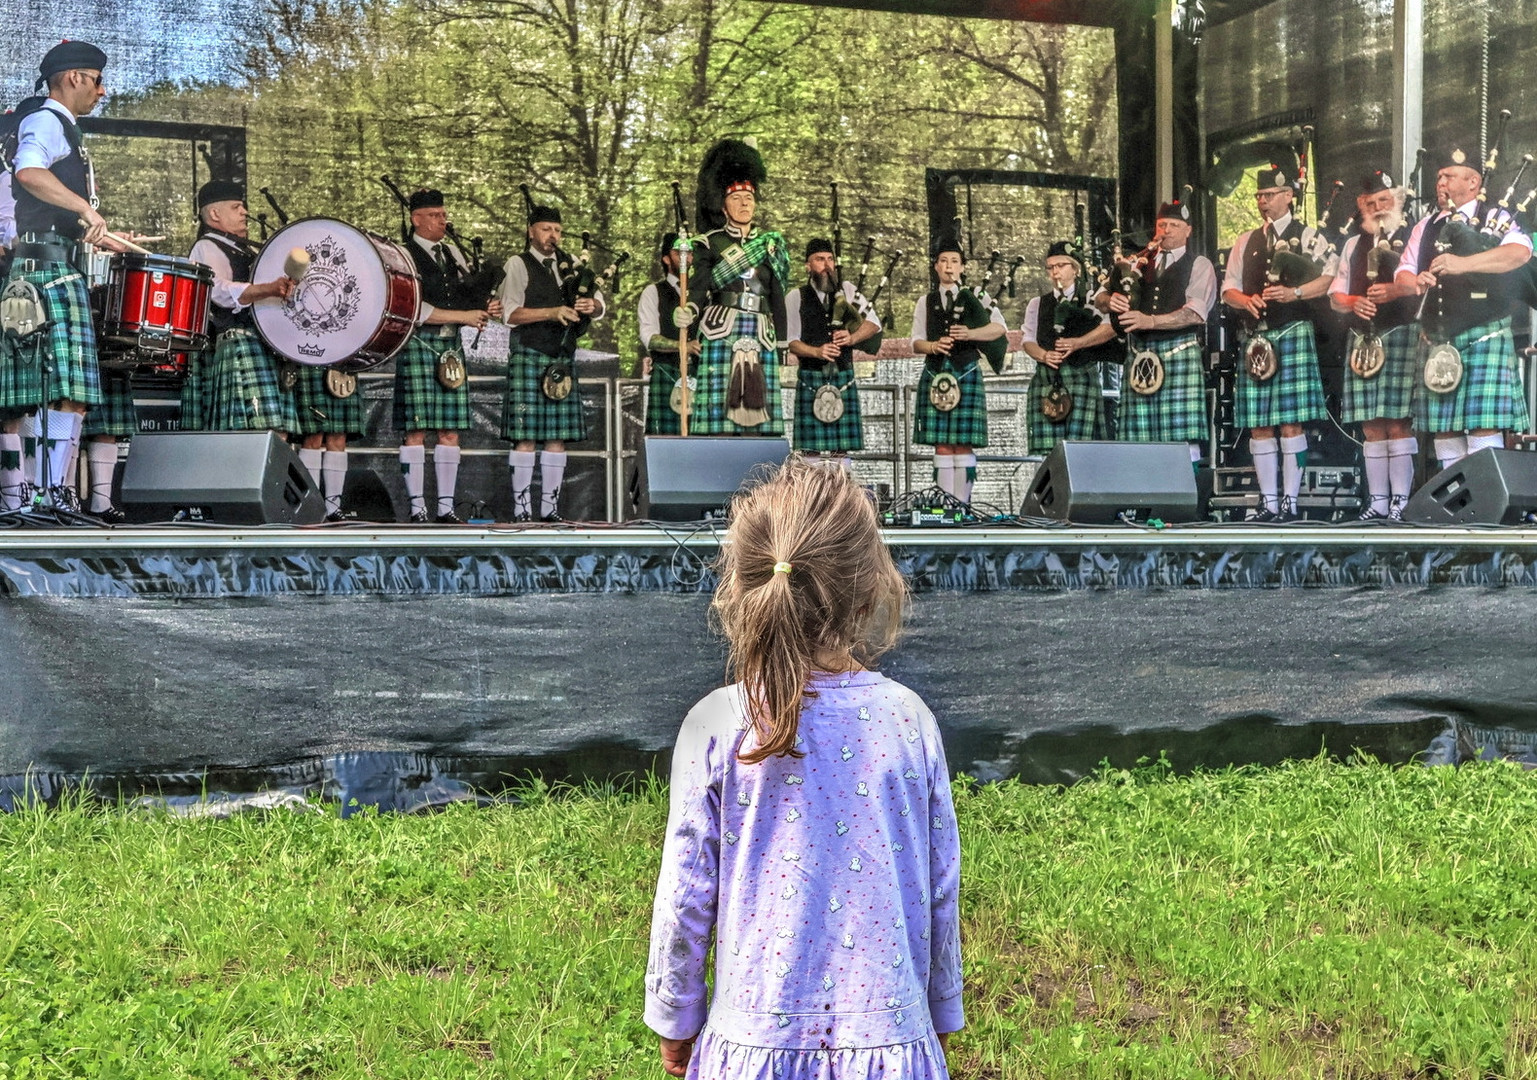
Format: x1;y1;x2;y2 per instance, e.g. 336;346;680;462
824;183;884;358
1052;203;1108;366
950;248;1008;375
379;175;505;313
518;185;631;354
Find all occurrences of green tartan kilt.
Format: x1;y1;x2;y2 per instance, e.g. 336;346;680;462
1342;322;1419;424
646;360;683;436
291;364;366;436
1415;317;1531;433
1118;332;1208;443
1234;319;1327;428
501;342;587;442
0;333;41;419
82;370;138;437
687;310;784;436
1;261;102;409
188;328;298;432
913;359;989;448
1028;360;1107;455
393;329;471;433
792;363;864;453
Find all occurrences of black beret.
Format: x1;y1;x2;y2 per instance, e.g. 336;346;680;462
659;231;679;256
408;188;444;211
1255;164;1295;191
39;41;107;82
1359;170;1395;194
930;236;964;261
196;180;245;211
528;205;562;226
1440;149;1477;173
1045;240;1078;261
803;237;834;259
1156;199;1192;222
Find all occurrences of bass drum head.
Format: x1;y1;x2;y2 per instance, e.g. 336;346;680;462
252;218;394;367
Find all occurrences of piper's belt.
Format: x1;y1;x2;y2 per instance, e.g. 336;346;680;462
11;239;78;268
715;289;766;314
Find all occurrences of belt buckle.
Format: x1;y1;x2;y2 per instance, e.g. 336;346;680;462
739;293;762;314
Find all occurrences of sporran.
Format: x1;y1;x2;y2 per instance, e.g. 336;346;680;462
541;363;574;401
435;348;468;390
324;368;357;399
1423;342;1463;394
928;370;961;412
1127;349;1165;396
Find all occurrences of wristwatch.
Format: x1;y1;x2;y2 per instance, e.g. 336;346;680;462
1293;286;1302;300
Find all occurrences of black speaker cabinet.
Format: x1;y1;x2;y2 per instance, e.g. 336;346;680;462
1403;447;1537;526
120;432;325;525
643;436;791;521
1022;440;1200;524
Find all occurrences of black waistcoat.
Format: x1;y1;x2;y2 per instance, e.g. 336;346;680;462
1132;250;1203;343
12;107;90;240
924;288;982;368
797;284;852;368
1239;218;1311;328
1346;225;1416;331
514;248;572;358
201;231;257;333
1417;207;1510;338
1038;291;1121;366
406;236;462;310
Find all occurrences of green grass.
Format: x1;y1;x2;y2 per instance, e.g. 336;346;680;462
0;758;1534;1078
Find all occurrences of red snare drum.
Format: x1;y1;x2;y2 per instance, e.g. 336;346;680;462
101;253;214;356
251;218;420;372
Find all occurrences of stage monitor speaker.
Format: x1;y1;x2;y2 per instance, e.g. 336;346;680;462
120;432;325;525
644;436;791;521
1402;448;1537;526
1021;440;1199;524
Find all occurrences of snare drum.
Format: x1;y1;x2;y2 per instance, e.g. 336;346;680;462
251;218;420;372
101;253;214;356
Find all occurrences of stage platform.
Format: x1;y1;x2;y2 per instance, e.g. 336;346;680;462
1;520;1534;809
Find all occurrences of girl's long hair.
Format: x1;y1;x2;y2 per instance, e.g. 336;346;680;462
711;459;908;764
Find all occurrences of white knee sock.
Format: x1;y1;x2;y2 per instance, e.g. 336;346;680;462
509;450;536;518
20;415;36;492
955;451;977;505
933;453;955;496
39;410;77;490
399;444;426;515
1280;434;1308;508
1467;432;1505;454
321;450;348;515
1188;443;1203;465
1433;434;1468;471
1362;440;1390;513
433;445;461;517
1387;437;1418;501
87;440;120;512
539;450;567;519
1249;436;1280;513
0;433;23;510
298;447;323;489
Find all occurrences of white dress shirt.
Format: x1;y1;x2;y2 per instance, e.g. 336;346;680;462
637;273;680;351
911;286;1006;341
500;249;607;323
188;235;254;313
785;280;880;345
1397;198;1533;281
1020;283;1110;345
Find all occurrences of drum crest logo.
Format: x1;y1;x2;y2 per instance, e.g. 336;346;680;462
285;237;359;335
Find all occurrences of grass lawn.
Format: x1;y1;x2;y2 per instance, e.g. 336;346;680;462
0;756;1533;1078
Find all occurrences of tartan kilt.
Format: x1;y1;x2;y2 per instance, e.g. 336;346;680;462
501;342;587;442
1118;331;1208;443
291;364;366;436
1415;317;1530;433
1;261;101;409
1028;360;1107;455
1342;322;1418;424
0;332;42;419
646;360;683;435
913;359;989;448
82;370;138;437
179;347;212;431
1234;319;1327;428
792;363;864;452
687;310;784;436
197;328;297;432
393;328;471;433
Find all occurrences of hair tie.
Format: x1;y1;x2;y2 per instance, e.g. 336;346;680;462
773;562;793;576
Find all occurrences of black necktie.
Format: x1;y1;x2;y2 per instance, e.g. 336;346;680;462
545;258;559;284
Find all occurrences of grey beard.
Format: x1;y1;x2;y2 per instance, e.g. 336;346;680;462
811;269;838;294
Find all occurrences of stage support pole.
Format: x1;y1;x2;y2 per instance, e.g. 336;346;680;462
1393;0;1424;194
1155;0;1174;202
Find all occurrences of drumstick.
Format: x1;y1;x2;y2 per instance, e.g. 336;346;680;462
77;219;153;255
283;247;311;280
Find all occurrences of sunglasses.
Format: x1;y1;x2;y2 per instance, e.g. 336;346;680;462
75;71;104;87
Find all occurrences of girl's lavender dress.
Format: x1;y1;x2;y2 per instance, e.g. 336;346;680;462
646;670;963;1079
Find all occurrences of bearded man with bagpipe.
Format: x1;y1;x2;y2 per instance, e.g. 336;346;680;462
1221;165;1339;522
1395;149;1533;472
1327;171;1421;520
1021;239;1118;455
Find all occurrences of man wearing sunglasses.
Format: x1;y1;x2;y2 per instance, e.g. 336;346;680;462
2;40;128;514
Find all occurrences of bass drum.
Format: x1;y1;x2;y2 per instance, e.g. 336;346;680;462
251;218;420;372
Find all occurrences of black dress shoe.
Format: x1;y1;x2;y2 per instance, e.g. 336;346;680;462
1248;507;1279;524
408;510;429;524
435;510;466;525
1356;505;1390;523
540;512;563;524
325;510;348;523
90;504;127;524
1274;499;1301;524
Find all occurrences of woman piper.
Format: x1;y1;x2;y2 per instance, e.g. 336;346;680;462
680;139;790;436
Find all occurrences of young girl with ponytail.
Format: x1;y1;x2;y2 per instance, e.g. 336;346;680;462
645;460;964;1079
